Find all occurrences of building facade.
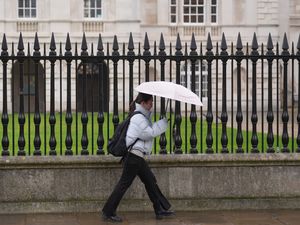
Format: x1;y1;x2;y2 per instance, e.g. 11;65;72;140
0;0;299;113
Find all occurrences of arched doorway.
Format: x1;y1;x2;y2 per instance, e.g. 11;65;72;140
12;59;45;113
76;61;109;112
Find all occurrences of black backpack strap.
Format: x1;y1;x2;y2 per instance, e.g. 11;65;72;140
127;138;140;151
119;111;143;163
126;111;144;151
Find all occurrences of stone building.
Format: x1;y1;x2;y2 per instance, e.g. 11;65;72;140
0;0;299;113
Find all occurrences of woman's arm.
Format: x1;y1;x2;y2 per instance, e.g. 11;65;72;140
130;114;168;141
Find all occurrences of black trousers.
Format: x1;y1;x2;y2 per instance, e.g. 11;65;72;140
102;152;171;216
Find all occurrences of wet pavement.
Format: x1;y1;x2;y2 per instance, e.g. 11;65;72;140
0;209;299;225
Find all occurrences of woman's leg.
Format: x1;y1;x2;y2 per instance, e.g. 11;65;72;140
137;159;171;212
102;154;140;216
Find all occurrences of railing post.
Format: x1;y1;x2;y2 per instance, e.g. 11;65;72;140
80;33;89;155
65;33;73;155
97;34;105;155
128;33;135;104
112;35;120;131
281;33;290;153
220;33;229;153
174;34;183;154
235;33;244;153
266;33;275;153
158;33;167;154
200;43;203;153
297;35;300;153
1;34;9;156
206;33;214;154
49;33;57;155
143;33;151;82
190;33;198;154
33;33;41;155
17;33;26;156
250;33;259;153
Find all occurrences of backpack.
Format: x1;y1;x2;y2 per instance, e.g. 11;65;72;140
107;111;142;157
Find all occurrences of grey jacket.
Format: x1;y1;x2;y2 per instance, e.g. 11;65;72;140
126;103;168;155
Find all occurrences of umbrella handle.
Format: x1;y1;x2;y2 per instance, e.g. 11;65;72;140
165;98;170;114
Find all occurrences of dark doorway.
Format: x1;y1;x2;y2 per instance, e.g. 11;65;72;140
12;59;45;113
76;61;109;112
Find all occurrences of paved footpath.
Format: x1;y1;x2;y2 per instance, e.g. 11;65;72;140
0;210;299;225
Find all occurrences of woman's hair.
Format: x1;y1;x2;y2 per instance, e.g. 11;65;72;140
129;92;153;114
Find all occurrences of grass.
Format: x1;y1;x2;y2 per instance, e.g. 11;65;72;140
0;112;298;156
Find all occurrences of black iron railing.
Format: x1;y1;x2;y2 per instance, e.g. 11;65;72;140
0;32;299;155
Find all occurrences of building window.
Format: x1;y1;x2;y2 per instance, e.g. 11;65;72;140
183;0;205;23
170;0;177;23
180;61;208;98
170;0;218;24
211;0;217;23
18;0;36;18
84;0;102;18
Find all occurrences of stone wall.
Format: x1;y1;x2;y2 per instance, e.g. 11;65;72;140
0;154;300;214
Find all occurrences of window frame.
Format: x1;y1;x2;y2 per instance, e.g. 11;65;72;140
169;0;218;25
84;0;103;19
170;0;178;24
18;0;37;18
211;0;218;24
182;0;206;25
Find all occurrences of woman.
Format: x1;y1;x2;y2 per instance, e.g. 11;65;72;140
102;92;174;222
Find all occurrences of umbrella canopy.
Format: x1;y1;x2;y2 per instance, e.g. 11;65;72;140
135;81;203;106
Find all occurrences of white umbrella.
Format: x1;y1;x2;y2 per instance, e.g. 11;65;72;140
135;81;203;106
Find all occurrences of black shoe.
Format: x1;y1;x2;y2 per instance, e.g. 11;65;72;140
155;209;175;220
102;212;123;223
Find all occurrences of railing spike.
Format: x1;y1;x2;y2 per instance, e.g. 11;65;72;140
175;33;182;50
128;32;134;51
43;42;46;56
185;42;188;55
221;32;227;50
34;32;40;52
113;35;119;51
50;32;56;52
65;33;71;51
138;42;141;55
59;42;63;56
122;42;125;55
18;32;24;51
159;33;165;51
236;32;243;50
11;42;15;56
97;33;103;52
251;33;258;50
91;43;94;56
267;33;274;50
190;33;197;51
200;41;203;55
81;32;88;52
144;32;150;50
206;33;212;50
1;34;8;52
75;42;78;56
27;42;30;56
282;32;289;50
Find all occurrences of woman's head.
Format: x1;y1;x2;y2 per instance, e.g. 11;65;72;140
129;92;153;112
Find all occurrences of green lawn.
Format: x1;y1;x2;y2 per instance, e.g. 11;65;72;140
0;112;298;156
